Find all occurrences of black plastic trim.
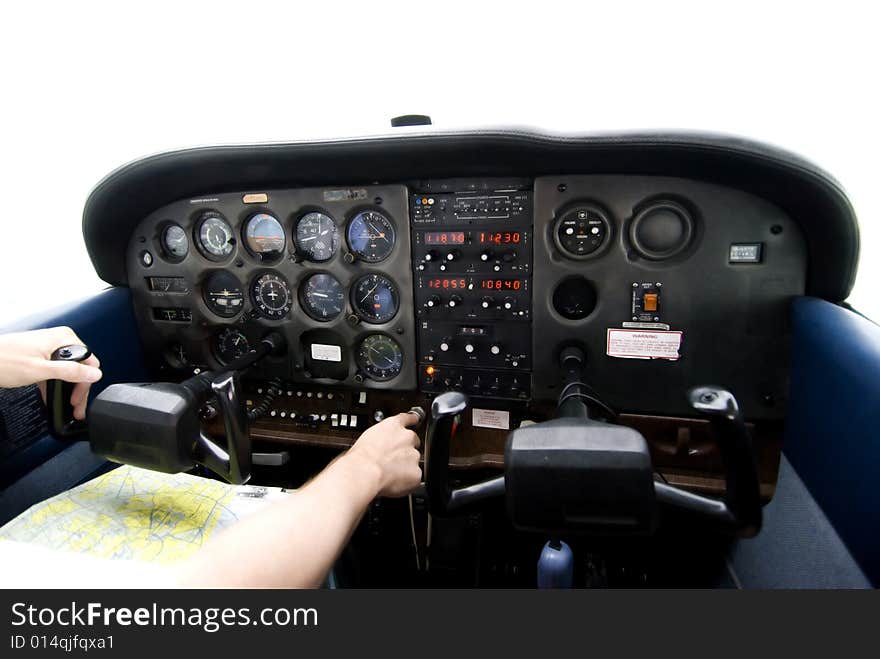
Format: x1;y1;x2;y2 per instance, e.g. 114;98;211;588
83;129;859;300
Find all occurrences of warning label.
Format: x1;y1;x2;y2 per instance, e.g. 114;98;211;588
606;329;682;360
472;408;511;430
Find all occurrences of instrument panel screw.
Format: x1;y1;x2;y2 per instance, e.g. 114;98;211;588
771;224;783;235
699;392;718;403
374;196;383;205
557;183;567;192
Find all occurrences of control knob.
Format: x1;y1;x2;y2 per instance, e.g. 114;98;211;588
480;296;494;309
439;337;452;352
448;295;462;308
480;249;493;262
503;296;516;310
424;249;439;262
445;250;461;262
426;295;441;309
490;344;502;355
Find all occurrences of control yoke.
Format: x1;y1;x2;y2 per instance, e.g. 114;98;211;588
47;333;286;485
424;350;763;538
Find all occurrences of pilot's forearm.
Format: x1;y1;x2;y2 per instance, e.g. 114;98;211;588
176;451;381;588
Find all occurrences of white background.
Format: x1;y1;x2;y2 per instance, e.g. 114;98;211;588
1;1;877;324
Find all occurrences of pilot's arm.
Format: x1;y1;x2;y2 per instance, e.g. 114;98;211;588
0;326;103;419
175;411;423;588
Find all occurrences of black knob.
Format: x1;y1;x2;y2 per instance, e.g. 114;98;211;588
503;296;516;310
480;296;494;309
424;249;439;262
426;295;441;309
479;249;494;262
448;295;462;308
439;337;452;352
502;250;517;263
446;250;461;262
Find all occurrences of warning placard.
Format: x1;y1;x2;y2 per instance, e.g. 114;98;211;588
606;329;682;360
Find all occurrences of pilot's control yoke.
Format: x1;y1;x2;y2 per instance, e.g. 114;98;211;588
48;333;287;484
423;347;763;538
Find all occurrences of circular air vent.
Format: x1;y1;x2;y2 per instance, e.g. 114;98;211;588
629;200;694;260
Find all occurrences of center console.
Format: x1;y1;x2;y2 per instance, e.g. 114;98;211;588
410;179;533;400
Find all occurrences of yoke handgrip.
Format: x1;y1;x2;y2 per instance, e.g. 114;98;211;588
47;344;91;440
424;391;468;516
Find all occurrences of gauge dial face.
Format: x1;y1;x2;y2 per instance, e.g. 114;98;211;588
244;213;285;259
351;274;399;323
295;212;339;262
197;213;235;260
251;272;293;319
346;210;395;263
300;273;345;321
356;334;404;381
161;224;189;259
215;328;250;364
202;270;244;318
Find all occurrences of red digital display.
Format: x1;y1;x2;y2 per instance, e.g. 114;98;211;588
480;279;524;291
479;231;521;245
425;231;466;245
428;278;468;290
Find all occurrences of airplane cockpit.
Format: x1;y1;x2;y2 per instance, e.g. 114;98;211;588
1;127;876;589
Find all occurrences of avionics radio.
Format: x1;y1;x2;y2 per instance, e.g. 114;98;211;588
410;179;532;400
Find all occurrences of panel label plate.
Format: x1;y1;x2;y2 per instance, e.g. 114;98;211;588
472;408;510;430
606;329;682;360
310;343;343;362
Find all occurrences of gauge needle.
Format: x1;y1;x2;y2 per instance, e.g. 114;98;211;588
300;235;317;241
311;292;328;298
360;283;379;302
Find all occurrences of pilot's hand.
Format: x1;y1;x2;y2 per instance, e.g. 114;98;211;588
347;411;422;497
0;327;102;420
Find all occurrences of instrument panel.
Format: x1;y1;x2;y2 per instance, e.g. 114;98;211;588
128;175;806;420
129;184;417;390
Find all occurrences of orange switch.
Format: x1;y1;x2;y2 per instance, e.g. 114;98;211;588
643;293;658;312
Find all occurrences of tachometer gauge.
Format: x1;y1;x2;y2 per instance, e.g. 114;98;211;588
352;274;399;323
251;272;293;319
356;334;403;381
161;223;188;259
346;210;395;262
196;212;235;260
300;273;344;321
244;212;285;260
202;270;244;318
295;212;339;262
215;328;250;364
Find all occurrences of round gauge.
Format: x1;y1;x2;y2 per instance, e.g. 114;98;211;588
251;272;293;319
196;212;235;260
202;270;244;318
553;206;612;259
295;212;339;262
215;328;250;364
244;212;285;260
356;334;404;382
346;210;395;263
351;274;399;323
552;276;598;320
300;273;345;321
161;223;188;259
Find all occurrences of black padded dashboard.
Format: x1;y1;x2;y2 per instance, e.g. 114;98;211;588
84;129;859;422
